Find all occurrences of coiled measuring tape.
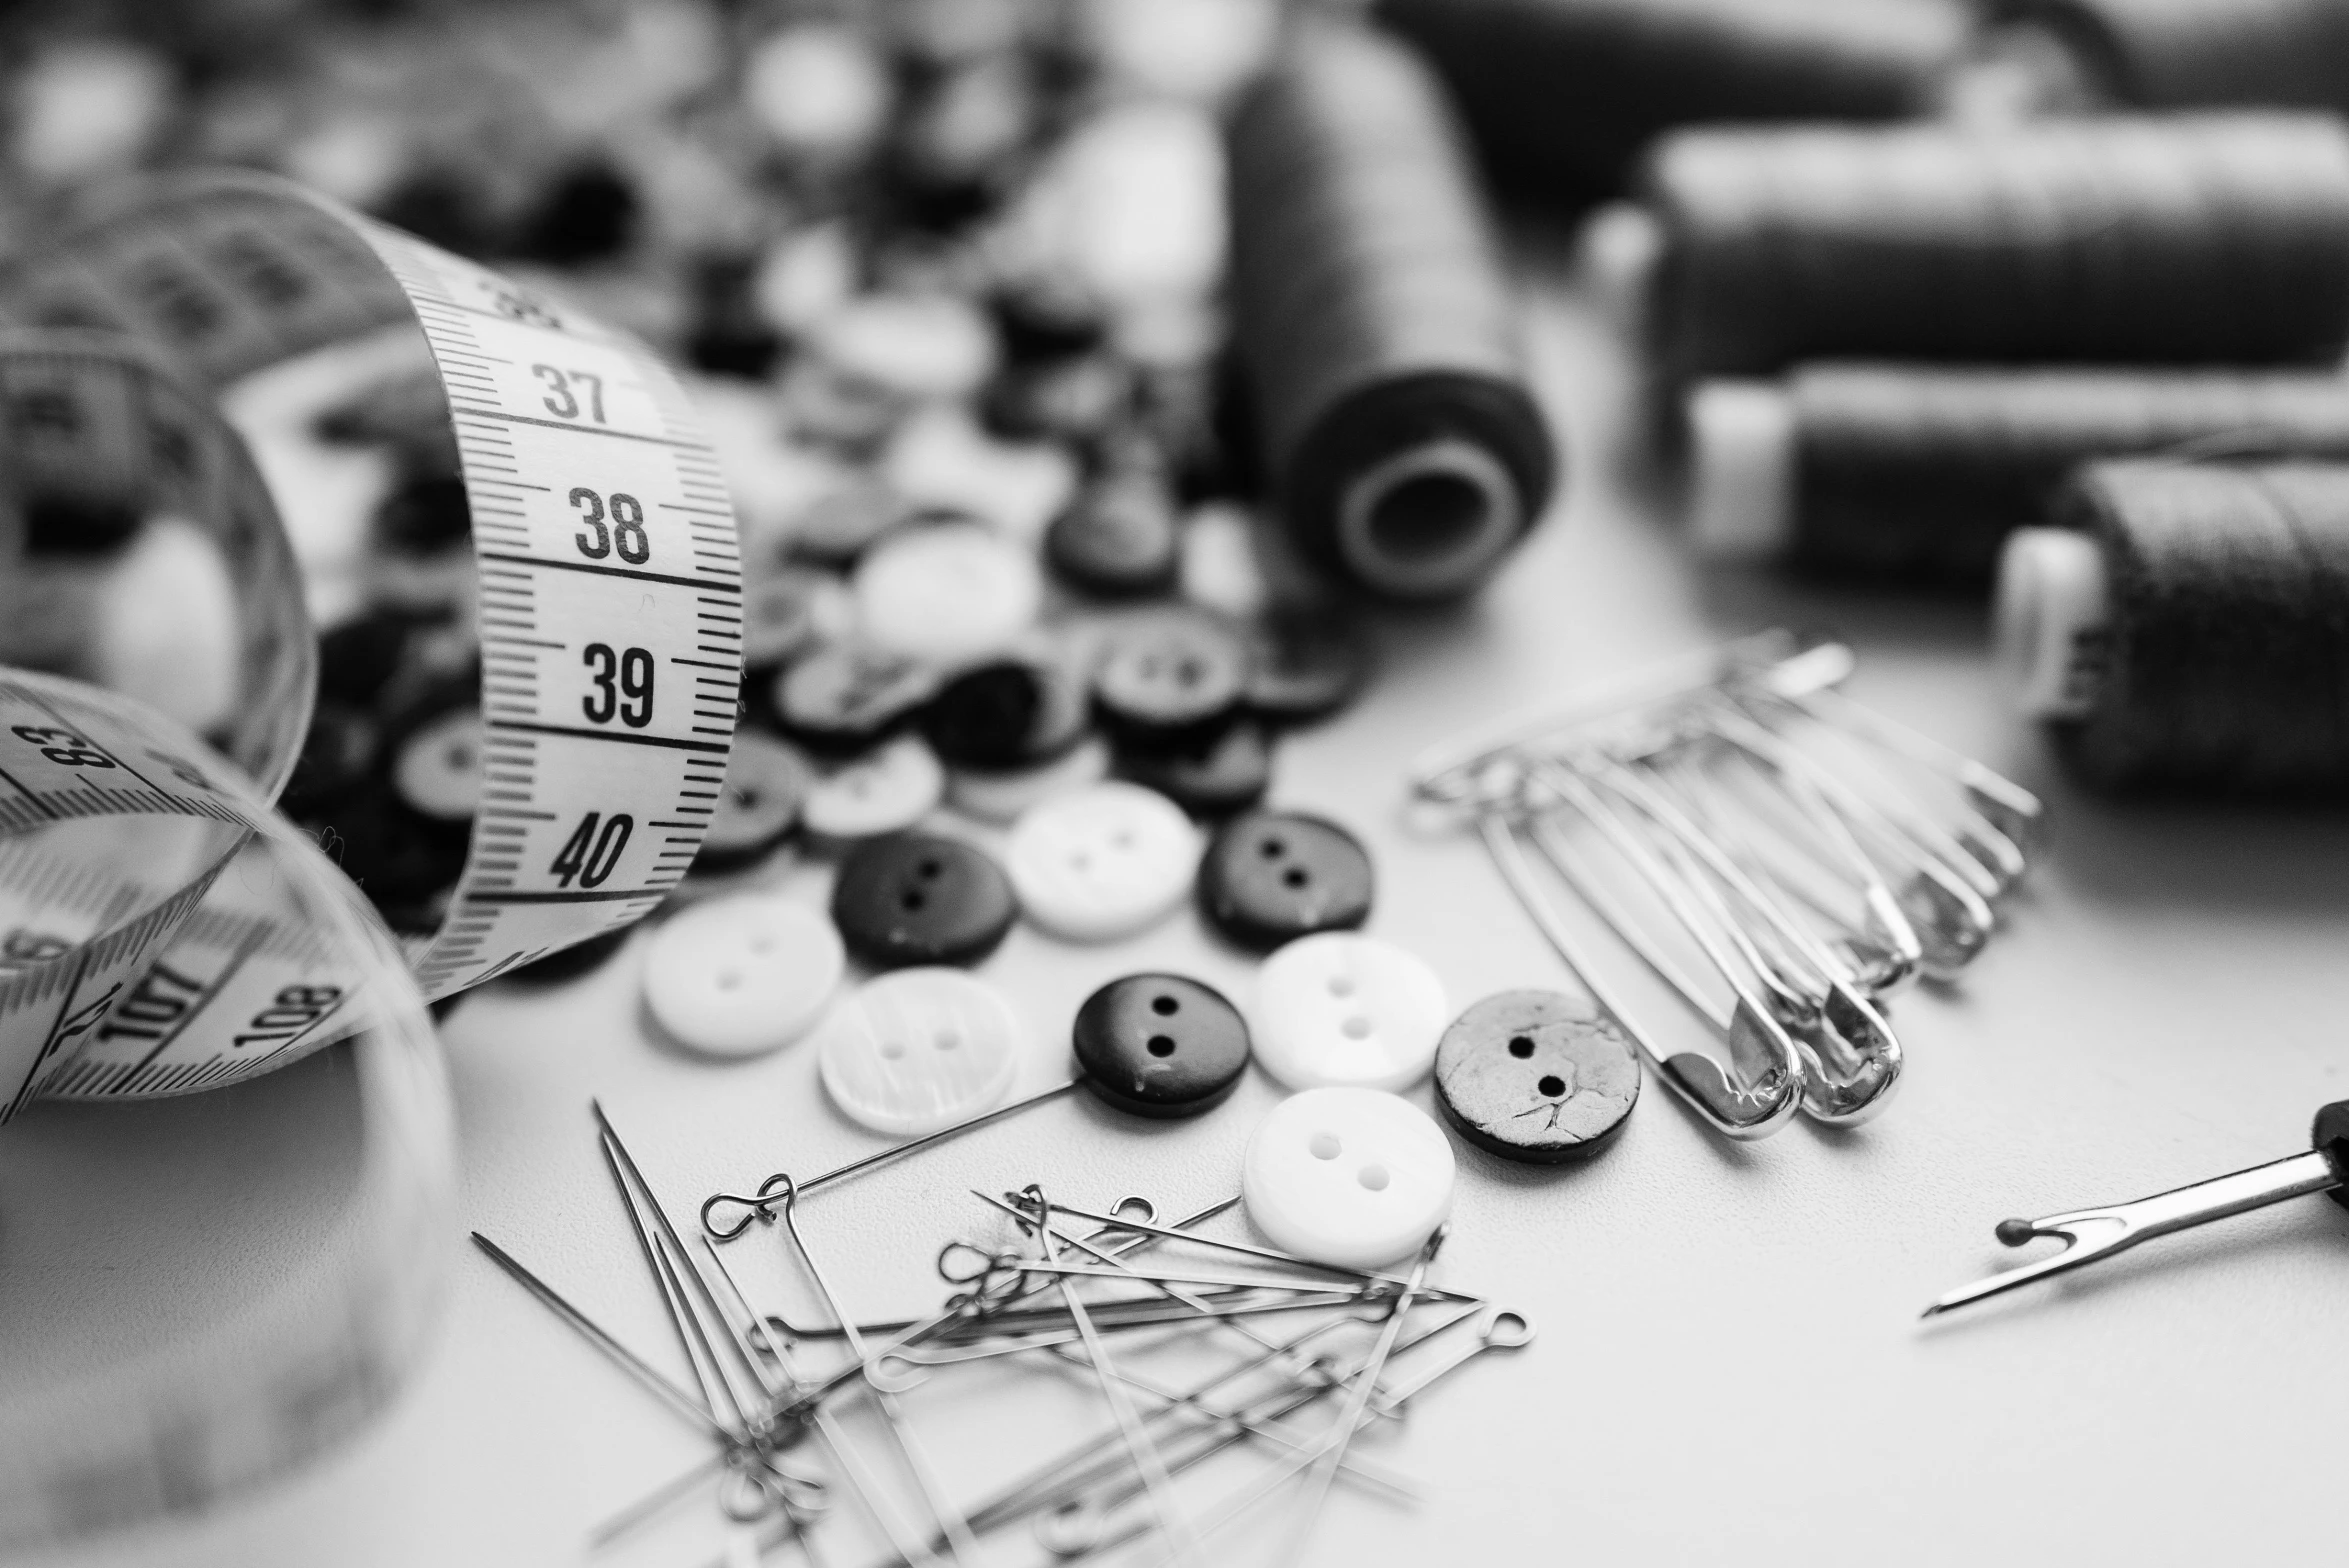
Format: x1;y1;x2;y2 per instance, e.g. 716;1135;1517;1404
0;170;738;1543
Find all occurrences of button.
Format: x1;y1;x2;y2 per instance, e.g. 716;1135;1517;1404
371;473;470;555
1245;610;1369;726
390;705;482;825
919;646;1090;771
789;476;912;567
1117;719;1271;819
981;353;1132;447
697;731;815;870
281;701;379;818
1242;1087;1455;1269
830;831;1017;969
853;518;1043;668
1092;606;1247;745
1072;973;1251;1119
884;406;1077;544
1251;932;1446;1092
643;894;845;1058
770;643;942;754
1045;460;1181;599
742;567;853;673
1005;781;1198;942
1433;990;1641;1164
1179;502;1270;620
817;968;1024;1135
812;292;1000;403
1198;810;1373;950
948;734;1110;824
803;735;944;842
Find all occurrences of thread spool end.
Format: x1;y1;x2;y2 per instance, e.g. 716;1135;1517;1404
1994;528;2109;722
1686;381;1793;561
1333;435;1523;600
1575;202;1661;335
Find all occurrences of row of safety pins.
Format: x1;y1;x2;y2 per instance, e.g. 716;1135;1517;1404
474;1106;1526;1567
1411;632;2045;1141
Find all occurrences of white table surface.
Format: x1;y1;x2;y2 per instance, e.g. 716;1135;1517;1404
26;236;2349;1568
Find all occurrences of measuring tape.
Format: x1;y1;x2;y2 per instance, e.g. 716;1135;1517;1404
0;170;739;1543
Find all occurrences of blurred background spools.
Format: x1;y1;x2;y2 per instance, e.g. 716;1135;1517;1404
1994;0;2349;113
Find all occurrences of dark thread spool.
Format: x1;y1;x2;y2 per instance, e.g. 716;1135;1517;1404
1226;17;1555;603
1376;0;1970;209
2000;0;2349;113
2002;461;2349;795
1689;365;2349;583
1639;115;2349;393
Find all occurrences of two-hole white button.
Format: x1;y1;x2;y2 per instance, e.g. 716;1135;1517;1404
1243;1087;1455;1269
817;968;1024;1135
642;894;844;1058
1005;781;1197;941
1251;932;1447;1091
803;735;945;841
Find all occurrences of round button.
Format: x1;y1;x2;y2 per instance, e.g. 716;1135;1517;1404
853;519;1042;669
697;730;815;870
1072;973;1251;1120
789;476;911;567
1117;719;1271;820
1433;990;1641;1164
771;643;941;754
391;705;482;824
1199;810;1374;951
1005;781;1198;942
830;831;1017;969
1045;462;1181;599
948;734;1110;824
1092;606;1246;745
919;647;1090;771
1251;933;1446;1092
803;735;945;842
817;968;1024;1135
742;566;852;673
281;701;379;818
1242;1087;1455;1269
1245;610;1369;726
643;894;845;1058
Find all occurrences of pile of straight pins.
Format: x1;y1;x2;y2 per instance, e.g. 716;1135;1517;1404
475;1106;1528;1567
1410;632;2045;1142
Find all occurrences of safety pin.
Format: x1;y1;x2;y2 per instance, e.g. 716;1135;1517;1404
1777;680;2044;858
1480;808;1798;1140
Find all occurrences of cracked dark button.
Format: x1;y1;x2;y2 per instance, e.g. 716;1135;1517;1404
696;730;815;870
1118;719;1271;819
1434;990;1640;1164
830;831;1017;968
1197;810;1373;951
1092;607;1247;745
1244;610;1369;726
770;644;941;754
1072;973;1251;1119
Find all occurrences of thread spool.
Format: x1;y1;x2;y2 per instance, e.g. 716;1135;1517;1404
1994;461;2349;793
1226;17;1554;602
1376;0;1971;208
1640;115;2349;392
2001;0;2349;113
1690;366;2349;581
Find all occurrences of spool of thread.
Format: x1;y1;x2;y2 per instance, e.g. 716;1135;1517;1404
1226;17;1554;602
1640;115;2349;391
2000;0;2349;113
1994;461;2349;793
1690;365;2349;581
1376;0;1971;208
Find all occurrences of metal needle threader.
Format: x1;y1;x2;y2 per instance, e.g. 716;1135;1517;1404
1927;1101;2349;1317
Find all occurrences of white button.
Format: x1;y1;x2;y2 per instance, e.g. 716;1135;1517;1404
817;968;1024;1135
743;23;892;162
1243;1087;1454;1269
1252;933;1447;1092
853;519;1043;669
947;734;1110;824
643;894;844;1058
803;736;946;841
812;293;999;403
1005;781;1197;942
392;706;483;822
884;406;1077;544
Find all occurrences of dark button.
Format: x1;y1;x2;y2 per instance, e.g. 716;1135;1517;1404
1197;809;1373;951
1045;460;1181;598
1118;719;1271;819
504;926;632;986
770;644;941;754
24;494;141;556
514;158;639;265
743;568;843;673
319;610;428;705
371;473;472;555
1245;609;1369;726
280;702;379;818
306;785;466;911
1092;607;1247;745
1433;990;1640;1164
830;831;1017;968
1072;973;1252;1119
991;270;1108;364
697;731;815;870
920;646;1090;770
